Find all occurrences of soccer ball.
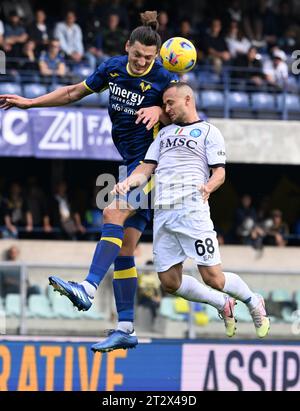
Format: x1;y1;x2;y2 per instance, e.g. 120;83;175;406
160;37;197;73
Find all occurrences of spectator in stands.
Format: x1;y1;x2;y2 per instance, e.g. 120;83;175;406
279;25;300;55
263;48;288;90
224;0;244;26
264;209;289;246
100;14;129;57
178;19;202;60
80;0;104;37
128;0;148;30
234;194;257;244
2;182;32;239
3;11;28;58
102;0;130;30
0;193;8;239
84;188;103;241
0;245;41;298
26;177;52;235
204;18;231;73
157;11;173;44
225;20;251;59
0;19;4;50
0;0;34;25
137;260;161;321
54;11;84;64
234;46;264;88
18;39;39;80
50;181;86;240
28;9;51;54
244;0;278;48
39;38;67;82
277;0;298;39
293;215;300;245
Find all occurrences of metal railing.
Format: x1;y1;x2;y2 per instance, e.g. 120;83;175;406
1;262;300;338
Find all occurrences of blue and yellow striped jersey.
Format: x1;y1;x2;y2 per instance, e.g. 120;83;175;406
84;55;178;165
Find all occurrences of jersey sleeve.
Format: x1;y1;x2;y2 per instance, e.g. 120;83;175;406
144;132;162;164
205;126;226;167
84;61;109;93
168;71;179;83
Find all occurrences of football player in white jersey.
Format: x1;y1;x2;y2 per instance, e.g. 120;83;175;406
113;82;270;338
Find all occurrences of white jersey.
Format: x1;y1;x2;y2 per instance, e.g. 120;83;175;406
144;120;226;210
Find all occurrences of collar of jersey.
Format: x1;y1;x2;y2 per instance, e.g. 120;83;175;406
175;119;202;127
126;60;155;77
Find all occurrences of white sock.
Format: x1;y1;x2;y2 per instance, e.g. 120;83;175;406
223;272;259;310
117;321;134;333
174;275;226;311
81;280;97;298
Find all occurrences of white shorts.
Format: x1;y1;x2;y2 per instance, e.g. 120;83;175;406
153;209;221;272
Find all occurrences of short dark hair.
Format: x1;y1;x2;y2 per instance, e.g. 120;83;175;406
163;81;190;93
129;11;161;50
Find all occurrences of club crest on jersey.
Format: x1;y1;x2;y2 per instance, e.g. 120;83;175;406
140;81;152;92
190;128;202;138
109;72;119;78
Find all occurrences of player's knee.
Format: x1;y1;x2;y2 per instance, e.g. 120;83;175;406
160;278;181;295
203;275;224;291
103;207;122;224
119;246;135;256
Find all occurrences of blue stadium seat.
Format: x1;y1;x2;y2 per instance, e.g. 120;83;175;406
198;71;220;87
159;297;185;321
234;301;252;322
251;92;275;110
203;304;220;322
51;292;80;319
78;303;106;320
194;91;201;109
48;84;64;93
180;71;198;89
5;293;21;317
200;90;224;109
294;291;300;309
23;84;47;99
72;65;93;78
28;294;55;318
276;94;300;112
76;92;100;107
271;289;293;302
228;91;250;109
0;82;22;95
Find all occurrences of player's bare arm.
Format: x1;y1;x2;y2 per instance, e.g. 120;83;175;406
112;162;157;195
199;167;225;202
0;82;91;110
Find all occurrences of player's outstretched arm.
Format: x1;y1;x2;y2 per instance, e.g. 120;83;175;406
199;167;225;202
112;162;157;195
0;82;91;110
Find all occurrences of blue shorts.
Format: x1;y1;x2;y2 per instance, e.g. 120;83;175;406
118;160;153;233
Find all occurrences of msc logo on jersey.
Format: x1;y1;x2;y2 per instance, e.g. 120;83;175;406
190;128;202;138
161;137;197;150
109;72;119;78
140;81;152;92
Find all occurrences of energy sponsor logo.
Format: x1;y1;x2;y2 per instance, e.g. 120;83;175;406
108;82;145;106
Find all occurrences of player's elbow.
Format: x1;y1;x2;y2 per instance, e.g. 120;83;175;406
65;83;89;102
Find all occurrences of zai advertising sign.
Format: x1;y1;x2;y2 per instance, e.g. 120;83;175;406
0;108;122;160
